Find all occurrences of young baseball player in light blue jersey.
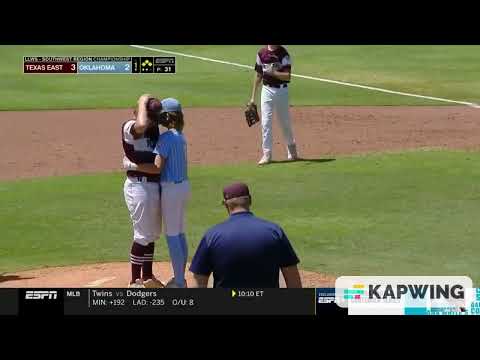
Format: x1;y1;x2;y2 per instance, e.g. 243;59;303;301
153;98;190;288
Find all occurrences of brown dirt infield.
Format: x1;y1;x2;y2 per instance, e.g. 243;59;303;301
1;105;479;287
1;106;480;181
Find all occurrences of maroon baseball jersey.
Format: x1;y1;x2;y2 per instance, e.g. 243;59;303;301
254;46;292;87
122;120;160;181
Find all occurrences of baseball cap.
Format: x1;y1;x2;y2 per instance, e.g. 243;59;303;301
223;182;251;202
161;98;182;113
147;98;162;113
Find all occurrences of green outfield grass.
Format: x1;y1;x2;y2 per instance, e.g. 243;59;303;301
2;150;480;284
0;45;479;110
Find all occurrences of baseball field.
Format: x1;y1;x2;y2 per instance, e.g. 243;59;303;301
1;45;480;287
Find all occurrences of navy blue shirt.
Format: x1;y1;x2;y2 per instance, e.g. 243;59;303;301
189;212;299;288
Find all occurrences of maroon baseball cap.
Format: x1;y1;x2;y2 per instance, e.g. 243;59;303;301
147;98;163;113
146;98;163;124
223;182;251;202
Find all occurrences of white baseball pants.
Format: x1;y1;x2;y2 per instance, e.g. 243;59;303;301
161;180;191;236
261;85;295;154
123;177;162;246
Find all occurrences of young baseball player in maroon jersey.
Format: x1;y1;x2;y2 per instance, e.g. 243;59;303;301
250;45;298;165
122;94;165;288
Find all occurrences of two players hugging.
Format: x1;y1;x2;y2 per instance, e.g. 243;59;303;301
122;94;190;288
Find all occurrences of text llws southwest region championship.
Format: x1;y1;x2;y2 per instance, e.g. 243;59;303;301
23;56;176;74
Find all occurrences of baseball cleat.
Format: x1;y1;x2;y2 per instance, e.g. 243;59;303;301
257;153;272;166
165;277;187;288
143;276;165;288
128;279;145;288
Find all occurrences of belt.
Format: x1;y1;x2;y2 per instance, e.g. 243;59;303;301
128;176;158;183
161;179;187;185
264;83;288;88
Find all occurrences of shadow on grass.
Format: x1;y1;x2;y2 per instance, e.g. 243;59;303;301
269;158;336;165
0;274;35;283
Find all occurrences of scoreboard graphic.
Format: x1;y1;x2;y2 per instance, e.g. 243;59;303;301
23;56;176;74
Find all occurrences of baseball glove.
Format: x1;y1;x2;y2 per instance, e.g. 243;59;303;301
245;102;260;127
262;63;276;75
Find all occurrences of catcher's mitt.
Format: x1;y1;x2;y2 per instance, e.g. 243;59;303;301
245;103;260;127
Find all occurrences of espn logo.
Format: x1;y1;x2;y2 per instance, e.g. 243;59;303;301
25;291;58;300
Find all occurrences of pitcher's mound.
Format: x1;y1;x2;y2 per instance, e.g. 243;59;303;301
0;262;335;288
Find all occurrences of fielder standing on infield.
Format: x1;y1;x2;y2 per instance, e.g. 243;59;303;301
249;45;299;165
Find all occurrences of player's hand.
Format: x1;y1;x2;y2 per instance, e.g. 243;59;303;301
263;63;275;75
123;156;138;171
137;94;153;109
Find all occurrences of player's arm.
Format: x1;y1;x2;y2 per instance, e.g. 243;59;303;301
191;274;209;288
133;163;160;174
153;138;169;171
131;94;153;137
154;154;167;172
281;265;302;288
250;71;262;104
269;54;292;82
250;55;263;104
122;156;160;174
270;68;291;82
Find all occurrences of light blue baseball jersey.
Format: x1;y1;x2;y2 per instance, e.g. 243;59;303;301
154;129;188;183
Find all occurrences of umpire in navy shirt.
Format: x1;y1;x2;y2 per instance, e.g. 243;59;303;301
189;182;302;288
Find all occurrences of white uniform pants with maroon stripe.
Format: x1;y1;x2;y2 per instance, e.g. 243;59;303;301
124;177;162;246
260;85;295;154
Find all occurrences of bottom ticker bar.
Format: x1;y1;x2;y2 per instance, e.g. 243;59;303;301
0;288;351;316
64;288;315;316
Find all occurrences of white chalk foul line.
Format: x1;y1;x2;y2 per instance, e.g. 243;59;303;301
84;276;116;287
131;45;252;70
130;45;479;108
